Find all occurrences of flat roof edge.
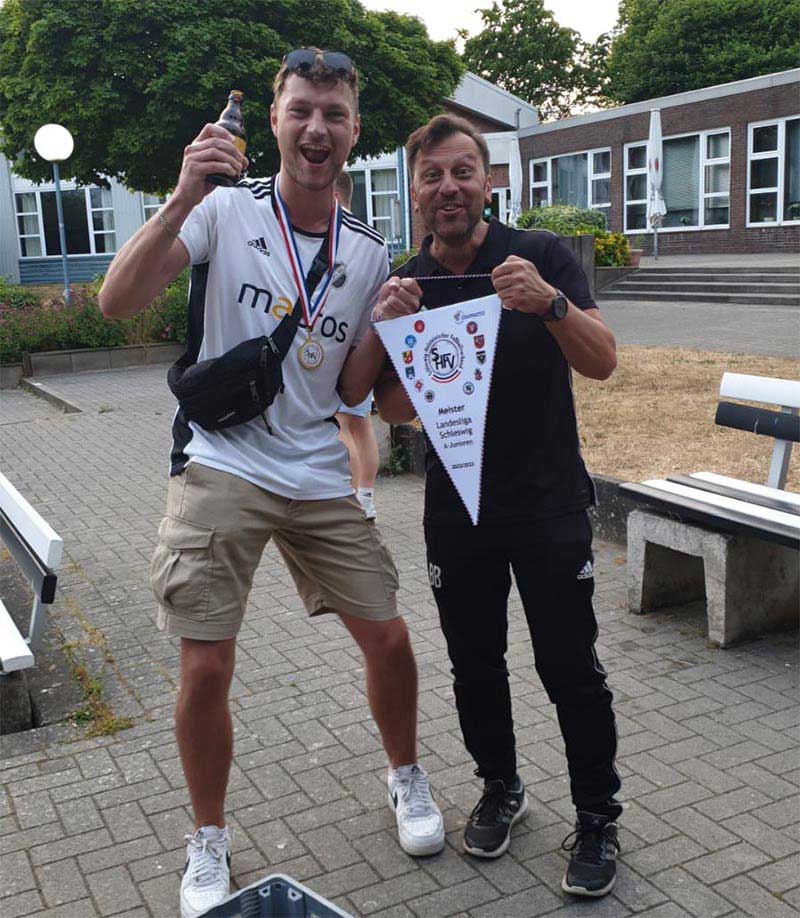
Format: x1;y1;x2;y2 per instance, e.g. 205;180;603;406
519;68;800;138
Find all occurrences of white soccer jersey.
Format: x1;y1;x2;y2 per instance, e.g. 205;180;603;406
171;175;388;500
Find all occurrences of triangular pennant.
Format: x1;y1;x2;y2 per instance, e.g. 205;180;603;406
376;294;501;525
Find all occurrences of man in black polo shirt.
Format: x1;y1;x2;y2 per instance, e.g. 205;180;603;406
368;114;622;898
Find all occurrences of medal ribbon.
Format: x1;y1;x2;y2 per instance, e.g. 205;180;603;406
274;175;341;332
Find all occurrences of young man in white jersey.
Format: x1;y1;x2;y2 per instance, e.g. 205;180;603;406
334;170;381;520
99;50;444;918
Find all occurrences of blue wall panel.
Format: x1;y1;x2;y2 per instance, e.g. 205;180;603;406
19;255;114;285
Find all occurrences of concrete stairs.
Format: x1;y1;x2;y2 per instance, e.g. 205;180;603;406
598;265;800;306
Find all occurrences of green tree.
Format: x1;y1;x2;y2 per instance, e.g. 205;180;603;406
459;0;604;120
604;0;800;104
0;0;462;193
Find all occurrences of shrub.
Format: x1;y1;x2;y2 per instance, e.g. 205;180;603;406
391;248;417;272
593;232;632;268
0;277;42;310
517;205;607;236
0;270;190;364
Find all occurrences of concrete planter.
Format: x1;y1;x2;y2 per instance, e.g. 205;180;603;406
22;342;184;379
0;363;23;390
391;423;636;544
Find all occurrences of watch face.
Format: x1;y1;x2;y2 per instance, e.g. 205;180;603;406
554;295;568;319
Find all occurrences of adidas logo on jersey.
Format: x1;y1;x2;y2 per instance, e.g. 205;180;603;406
247;237;270;257
576;559;594;580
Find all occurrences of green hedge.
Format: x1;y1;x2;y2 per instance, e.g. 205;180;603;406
516;206;631;267
517;205;607;236
0;272;190;364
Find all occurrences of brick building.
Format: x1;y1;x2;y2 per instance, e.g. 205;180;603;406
519;69;800;255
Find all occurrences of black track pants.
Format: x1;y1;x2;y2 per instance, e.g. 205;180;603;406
425;512;621;813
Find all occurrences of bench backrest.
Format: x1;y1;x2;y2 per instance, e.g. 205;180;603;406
716;373;800;489
0;471;63;669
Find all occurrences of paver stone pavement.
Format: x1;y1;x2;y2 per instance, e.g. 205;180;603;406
0;366;797;918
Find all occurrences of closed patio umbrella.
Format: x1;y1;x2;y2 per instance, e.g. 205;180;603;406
647;109;667;259
508;134;523;225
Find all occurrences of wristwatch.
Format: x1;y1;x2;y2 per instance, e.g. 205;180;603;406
542;289;569;322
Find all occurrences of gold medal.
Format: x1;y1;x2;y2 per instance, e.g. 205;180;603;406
298;336;324;370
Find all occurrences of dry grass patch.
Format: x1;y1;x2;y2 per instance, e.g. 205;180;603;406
574;346;799;490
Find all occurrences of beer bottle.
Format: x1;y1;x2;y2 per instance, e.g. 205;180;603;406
207;90;247;187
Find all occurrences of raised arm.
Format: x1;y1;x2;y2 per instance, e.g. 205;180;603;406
99;123;248;318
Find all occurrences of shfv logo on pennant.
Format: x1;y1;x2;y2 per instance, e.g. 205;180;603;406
375;294;501;525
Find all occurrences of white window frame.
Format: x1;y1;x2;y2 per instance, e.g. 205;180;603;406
530;158;550;208
624;143;647;234
88;188;116;254
702;132;731;228
141;192;167;222
349;164;402;244
623;128;731;234
368;167;400;242
747;115;800;227
491;186;511;224
528;147;611;215
14;183;118;258
14;191;45;258
589;149;611;218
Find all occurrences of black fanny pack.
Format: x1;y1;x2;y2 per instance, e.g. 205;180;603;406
167;234;330;432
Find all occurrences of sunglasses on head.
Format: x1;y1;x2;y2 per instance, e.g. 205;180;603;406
282;49;356;79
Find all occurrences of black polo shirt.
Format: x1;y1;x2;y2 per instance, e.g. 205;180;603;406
394;219;598;528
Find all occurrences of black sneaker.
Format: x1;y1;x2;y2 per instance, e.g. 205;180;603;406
561;811;620;898
463;775;529;858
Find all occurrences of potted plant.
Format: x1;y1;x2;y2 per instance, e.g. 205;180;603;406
628;234;645;267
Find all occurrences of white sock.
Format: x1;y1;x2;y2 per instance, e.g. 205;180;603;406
357;487;374;500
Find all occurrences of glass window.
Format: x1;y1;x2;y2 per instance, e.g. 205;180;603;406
532;186;548;207
533;161;547;183
662;135;699;228
350;172;368;223
626;174;647;200
705;197;730;226
90;186;116;253
14;192;42;257
751;158;779;189
370;169;396;194
750;192;778;223
748;116;800;225
17;213;39;236
783;118;800;222
593;150;610;174
20;236;43;257
707;133;729;159
40;190;91;255
142;192;166;221
753;124;779;153
552;153;588;208
626;202;647;230
705;163;729;195
591;178;610;206
628;146;646;170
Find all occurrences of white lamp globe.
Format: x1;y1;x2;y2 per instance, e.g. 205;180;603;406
33;124;74;163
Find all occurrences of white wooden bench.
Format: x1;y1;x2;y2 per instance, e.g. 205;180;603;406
620;373;799;647
0;472;63;672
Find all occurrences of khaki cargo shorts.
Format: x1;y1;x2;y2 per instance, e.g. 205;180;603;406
150;461;399;641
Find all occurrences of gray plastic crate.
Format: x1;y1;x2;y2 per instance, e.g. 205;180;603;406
200;873;353;918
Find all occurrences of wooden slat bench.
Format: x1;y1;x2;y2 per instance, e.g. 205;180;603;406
620;373;799;647
0;471;63;673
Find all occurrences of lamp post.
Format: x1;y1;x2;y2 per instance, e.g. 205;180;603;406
33;124;74;303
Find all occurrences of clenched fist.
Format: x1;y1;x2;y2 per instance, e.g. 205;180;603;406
491;255;558;316
371;276;423;322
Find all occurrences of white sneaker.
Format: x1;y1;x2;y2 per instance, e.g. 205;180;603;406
388;764;445;856
357;487;377;521
180;826;231;918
